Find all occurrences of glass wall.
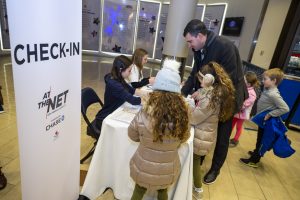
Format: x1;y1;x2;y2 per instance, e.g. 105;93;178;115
0;0;10;50
101;0;137;54
135;1;160;58
82;0;227;62
82;0;101;51
284;23;300;77
0;0;228;60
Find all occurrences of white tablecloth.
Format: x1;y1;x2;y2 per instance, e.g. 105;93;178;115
80;106;194;200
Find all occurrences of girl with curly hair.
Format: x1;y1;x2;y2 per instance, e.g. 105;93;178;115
128;59;190;200
190;61;235;199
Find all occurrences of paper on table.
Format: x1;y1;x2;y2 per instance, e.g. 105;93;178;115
110;105;141;124
123;102;142;110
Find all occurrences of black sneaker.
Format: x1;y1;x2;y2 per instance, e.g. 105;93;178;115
239;158;258;168
203;169;220;185
0;167;7;190
229;139;239;147
0;105;4;114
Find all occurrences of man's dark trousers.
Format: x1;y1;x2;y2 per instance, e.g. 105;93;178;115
211;118;233;171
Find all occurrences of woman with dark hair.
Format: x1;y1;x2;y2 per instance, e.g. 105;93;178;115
94;55;142;131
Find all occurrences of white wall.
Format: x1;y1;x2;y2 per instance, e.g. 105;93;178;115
199;0;266;61
251;0;291;69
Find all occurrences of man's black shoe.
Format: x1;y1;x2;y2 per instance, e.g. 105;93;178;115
0;167;7;190
78;195;90;200
203;169;220;185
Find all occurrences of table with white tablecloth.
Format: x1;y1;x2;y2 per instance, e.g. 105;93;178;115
80;105;194;200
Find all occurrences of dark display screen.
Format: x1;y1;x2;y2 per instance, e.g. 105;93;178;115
222;17;244;36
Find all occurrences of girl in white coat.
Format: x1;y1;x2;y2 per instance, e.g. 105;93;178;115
128;48;155;88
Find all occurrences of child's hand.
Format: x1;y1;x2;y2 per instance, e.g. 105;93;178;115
149;77;155;85
191;91;199;99
185;95;195;108
264;114;271;121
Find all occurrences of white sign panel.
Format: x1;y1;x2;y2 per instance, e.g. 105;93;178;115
6;0;81;199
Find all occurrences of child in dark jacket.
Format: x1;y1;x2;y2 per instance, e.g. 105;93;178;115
94;55;142;132
240;68;289;168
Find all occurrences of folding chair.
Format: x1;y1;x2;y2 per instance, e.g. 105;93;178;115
80;87;104;164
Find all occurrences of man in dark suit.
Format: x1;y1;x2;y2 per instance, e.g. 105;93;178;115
182;19;248;184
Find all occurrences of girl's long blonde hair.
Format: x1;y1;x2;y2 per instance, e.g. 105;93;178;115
144;91;190;143
132;48;148;79
201;62;236;122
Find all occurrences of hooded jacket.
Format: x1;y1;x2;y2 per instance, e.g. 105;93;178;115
128;109;190;190
190;87;219;156
181;31;248;114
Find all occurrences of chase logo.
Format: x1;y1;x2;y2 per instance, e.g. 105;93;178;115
46;115;65;132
